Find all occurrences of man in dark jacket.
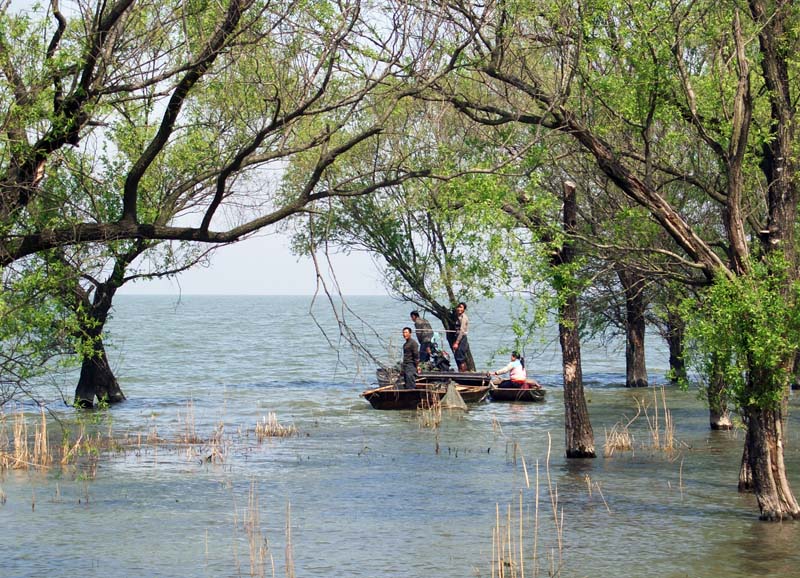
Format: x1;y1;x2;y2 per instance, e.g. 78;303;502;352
410;310;434;363
401;327;420;389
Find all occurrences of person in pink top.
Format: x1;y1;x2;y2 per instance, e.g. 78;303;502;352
491;351;529;389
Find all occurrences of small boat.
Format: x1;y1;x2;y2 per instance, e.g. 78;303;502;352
488;386;546;403
416;371;493;387
376;366;492;389
361;383;490;410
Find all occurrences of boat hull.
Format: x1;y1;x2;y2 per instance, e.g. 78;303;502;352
415;371;493;387
488;387;546;403
362;384;489;410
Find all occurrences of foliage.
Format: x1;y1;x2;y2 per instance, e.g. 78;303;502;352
682;258;800;409
0;259;80;405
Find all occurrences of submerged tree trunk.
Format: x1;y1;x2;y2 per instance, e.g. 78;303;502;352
556;181;595;458
559;298;595;458
665;309;687;384
744;403;800;520
73;282;126;408
617;269;648;388
707;355;732;430
739;423;753;492
74;334;125;408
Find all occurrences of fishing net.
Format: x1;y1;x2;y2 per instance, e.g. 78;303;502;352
440;381;467;410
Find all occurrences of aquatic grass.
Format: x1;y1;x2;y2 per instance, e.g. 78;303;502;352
636;387;677;455
491;434;566;578
0;408;53;470
179;400;203;444
231;481;296;578
603;388;681;458
255;413;297;441
0;409;237;473
417;400;442;429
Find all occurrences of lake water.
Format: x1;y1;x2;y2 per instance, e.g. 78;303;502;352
2;295;799;577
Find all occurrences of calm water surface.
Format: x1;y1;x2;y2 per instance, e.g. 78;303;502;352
2;295;799;577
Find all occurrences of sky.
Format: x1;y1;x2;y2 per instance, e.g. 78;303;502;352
5;1;388;297
118;233;389;296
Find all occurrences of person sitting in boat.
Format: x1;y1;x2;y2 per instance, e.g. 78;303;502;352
491;351;531;389
401;327;420;389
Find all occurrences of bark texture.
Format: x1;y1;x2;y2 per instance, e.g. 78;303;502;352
618;269;648;388
665;310;686;384
744;405;800;520
557;182;595;458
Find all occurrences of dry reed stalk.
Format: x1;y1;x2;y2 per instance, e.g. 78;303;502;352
255;413;298;442
417;401;441;430
533;459;539;578
603;406;641;457
33;407;51;468
60;430;84;466
12;411;30;469
285;502;295;578
0;413;8;469
492;414;505;437
518;491;524;578
180;400;202;444
661;388;676;452
239;481;275;578
636;388;677;454
491;440;566;578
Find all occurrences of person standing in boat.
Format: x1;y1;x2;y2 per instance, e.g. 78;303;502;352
452;302;471;372
401;327;420;389
491;351;530;389
410;310;434;363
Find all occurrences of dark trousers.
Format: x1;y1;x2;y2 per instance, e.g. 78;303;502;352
498;379;528;389
419;342;432;363
402;364;417;389
454;335;470;366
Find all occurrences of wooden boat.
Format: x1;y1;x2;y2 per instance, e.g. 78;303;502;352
416;370;493;387
488;386;546;403
361;383;490;410
376;367;492;389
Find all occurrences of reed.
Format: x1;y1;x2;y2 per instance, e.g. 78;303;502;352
231;481;298;578
417;400;442;429
179;400;203;445
255;413;297;442
491;434;565;578
636;387;677;454
32;407;52;468
603;406;641;457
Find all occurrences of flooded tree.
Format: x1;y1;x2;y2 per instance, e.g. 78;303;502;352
0;0;430;404
410;0;800;519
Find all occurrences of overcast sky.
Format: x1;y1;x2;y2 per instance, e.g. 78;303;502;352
119;233;388;296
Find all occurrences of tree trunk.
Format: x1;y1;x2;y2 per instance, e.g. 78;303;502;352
556;181;595;458
74;336;125;408
559;298;595;458
73;282;126;408
738;423;753;493
617;269;648;388
743;404;800;520
707;356;732;430
665;309;687;384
